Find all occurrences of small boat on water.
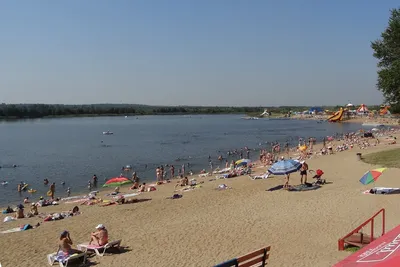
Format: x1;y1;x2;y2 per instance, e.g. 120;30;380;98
102;131;113;135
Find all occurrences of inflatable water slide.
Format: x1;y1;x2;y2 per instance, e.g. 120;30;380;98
327;108;344;122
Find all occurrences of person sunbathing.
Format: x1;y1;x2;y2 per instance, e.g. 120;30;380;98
175;177;189;188
28;203;38;216
89;224;108;246
15;204;24;219
138;183;146;192
59;231;80;256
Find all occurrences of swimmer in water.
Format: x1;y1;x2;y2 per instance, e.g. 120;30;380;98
44;178;49;185
61;181;65;185
13;164;17;168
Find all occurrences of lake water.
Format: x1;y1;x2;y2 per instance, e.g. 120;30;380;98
0;115;362;205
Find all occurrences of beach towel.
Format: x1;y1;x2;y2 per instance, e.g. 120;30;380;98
216;184;232;190
113;193;140;199
167;194;183;199
288;184;321;192
64;199;87;204
364;187;400;195
0;227;21;234
213;168;231;174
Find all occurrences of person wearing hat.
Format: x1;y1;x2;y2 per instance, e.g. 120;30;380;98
59;230;79;256
300;160;309;184
89;224;108;246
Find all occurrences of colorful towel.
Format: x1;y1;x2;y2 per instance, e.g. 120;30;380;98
0;228;22;234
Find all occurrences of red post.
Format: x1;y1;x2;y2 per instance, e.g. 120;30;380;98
371;218;374;241
338;239;344;251
382;208;386;235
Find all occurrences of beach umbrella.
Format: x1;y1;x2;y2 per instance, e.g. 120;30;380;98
103;177;132;187
359;168;386;185
268;159;302;175
235;159;251;166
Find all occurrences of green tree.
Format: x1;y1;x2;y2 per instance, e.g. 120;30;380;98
371;8;400;112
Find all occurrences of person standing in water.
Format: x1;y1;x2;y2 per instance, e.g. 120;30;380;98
181;164;185;176
160;166;164;181
170;165;175;179
92;174;98;185
49;182;55;199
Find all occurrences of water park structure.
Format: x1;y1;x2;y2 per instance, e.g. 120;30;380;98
327;108;344;122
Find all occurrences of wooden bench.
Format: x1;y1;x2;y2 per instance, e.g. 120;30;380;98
214;246;271;267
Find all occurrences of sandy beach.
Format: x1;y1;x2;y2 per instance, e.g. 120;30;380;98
1;133;400;267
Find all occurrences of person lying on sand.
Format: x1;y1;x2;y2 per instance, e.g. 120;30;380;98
101;196;139;206
138;183;146;192
81;198;102;206
89;224;109;246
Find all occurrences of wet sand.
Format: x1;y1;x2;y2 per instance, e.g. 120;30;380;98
0;137;400;266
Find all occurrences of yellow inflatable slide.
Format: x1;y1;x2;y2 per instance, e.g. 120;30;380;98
328;108;344;122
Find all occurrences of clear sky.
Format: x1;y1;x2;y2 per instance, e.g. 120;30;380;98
0;1;398;106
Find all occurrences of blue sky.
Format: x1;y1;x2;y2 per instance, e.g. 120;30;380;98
0;1;397;106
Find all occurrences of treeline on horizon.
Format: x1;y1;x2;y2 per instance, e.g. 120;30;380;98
0;103;384;119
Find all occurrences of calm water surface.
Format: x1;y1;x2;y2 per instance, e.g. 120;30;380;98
0;115;362;205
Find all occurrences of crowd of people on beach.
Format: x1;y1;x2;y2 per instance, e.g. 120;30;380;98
0;124;399;266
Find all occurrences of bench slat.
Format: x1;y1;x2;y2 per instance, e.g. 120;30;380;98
237;248;265;262
239;255;265;267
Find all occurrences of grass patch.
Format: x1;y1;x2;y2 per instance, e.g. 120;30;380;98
362;148;400;168
344;245;361;252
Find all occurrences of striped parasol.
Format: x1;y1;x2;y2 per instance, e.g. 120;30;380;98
268;159;302;175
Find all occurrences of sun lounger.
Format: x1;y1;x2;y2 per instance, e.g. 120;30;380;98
77;239;122;256
47;251;86;267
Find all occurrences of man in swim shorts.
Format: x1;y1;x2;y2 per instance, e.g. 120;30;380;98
300;161;308;184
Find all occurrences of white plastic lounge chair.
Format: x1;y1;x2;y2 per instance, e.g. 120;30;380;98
77;239;122;256
47;251;86;267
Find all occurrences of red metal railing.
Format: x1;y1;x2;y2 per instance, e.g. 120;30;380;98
338;208;385;251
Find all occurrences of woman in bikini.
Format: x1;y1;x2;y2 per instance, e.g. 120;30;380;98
59;231;80;256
